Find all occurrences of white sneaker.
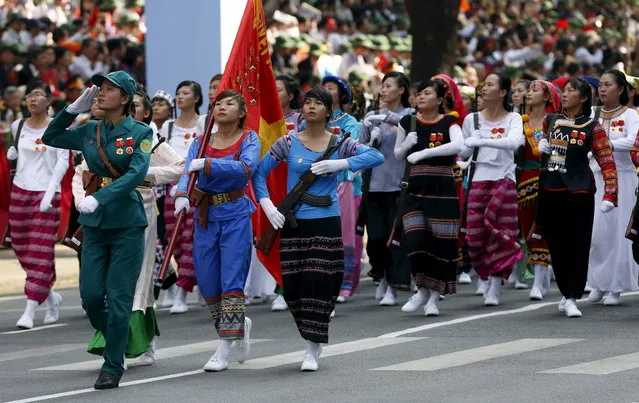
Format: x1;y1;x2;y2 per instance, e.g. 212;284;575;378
483;277;501;306
588;289;605;303
584;282;593;293
458;272;472;284
529;286;543;301
475;279;489;296
43;291;62;325
558;297;566;312
379;287;397;306
564;299;582;318
301;353;319;371
123;355;128;371
158;285;176;308
139;337;157;366
271;295;288;311
515;280;528;290
401;289;429;313
169;287;188;314
603;292;621;306
336;296;346;303
375;278;388;301
203;355;228;372
16;312;34;329
424;303;439;317
330;309;335;318
233;317;252;363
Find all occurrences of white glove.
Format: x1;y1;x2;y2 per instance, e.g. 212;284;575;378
465;137;486;148
407;150;429;165
169;185;178;197
587;151;593;159
174;196;190;216
403;132;418;149
67;86;100;114
537;139;551;154
39;188;55;212
6;146;17;160
601;200;615;213
310;159;350;175
187;158;206;173
364;114;386;127
457;160;470;170
78;195;100;214
260;197;285;230
368;126;382;147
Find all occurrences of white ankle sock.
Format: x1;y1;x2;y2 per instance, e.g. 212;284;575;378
306;340;320;357
25;299;38;316
214;340;232;360
427;290;440;305
417;288;429;299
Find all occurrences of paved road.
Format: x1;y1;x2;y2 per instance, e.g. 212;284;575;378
1;277;639;403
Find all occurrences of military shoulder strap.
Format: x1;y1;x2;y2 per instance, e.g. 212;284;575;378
593;106;602;122
167;121;174;141
473;112;480;130
410;114;416;133
96;123;121;178
13;118;25;150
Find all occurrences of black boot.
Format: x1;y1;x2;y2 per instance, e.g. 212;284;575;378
94;371;120;390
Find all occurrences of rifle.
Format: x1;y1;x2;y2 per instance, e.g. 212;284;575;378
460;113;481;234
386;114;416;248
157;115;216;289
256;131;351;254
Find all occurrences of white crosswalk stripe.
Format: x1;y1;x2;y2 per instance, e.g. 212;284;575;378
371;338;583;372
540;352;639;375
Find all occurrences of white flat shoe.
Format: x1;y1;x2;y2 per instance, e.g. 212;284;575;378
301;354;318;371
43;292;62;325
401;291;428;313
558;297;566;312
139;337;157;366
603;292;621;306
203;355;228;372
458;272;472;284
588;289;604;303
424;303;440;317
271;295;288;311
336;296;346;303
564;299;582;318
16;313;34;329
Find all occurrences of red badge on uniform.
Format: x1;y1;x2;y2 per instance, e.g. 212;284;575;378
115;138;124;147
125;146;133;154
125;137;134;146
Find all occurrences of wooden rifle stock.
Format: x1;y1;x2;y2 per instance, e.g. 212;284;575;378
157;115;216;288
256;132;351;255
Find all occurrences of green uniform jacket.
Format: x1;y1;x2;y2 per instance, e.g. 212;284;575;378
42;108;153;229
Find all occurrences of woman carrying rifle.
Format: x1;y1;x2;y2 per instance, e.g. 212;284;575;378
8;81;69;330
173;90;260;372
394;79;464;316
254;87;383;372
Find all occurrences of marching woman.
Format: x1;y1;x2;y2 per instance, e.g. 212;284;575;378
151;90;174;135
42;71;153;389
520;80;560;300
395;79;464;316
587;69;639;305
254;87;383;371
160;80;202;314
174;90;259;372
460;73;525;306
537;77;618;317
85;88;184;366
359;71;413;305
8;81;69;329
512;79;531;114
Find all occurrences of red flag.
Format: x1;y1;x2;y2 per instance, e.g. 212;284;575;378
218;0;286;286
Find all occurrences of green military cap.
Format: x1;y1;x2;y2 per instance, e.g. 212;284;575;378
527;55;548;70
0;41;18;54
350;34;374;49
348;70;369;87
502;65;521;79
126;0;145;7
92;71;137;97
337;41;352;54
274;35;298;50
117;11;139;26
99;0;118;11
371;35;390;51
308;41;327;56
388;35;402;48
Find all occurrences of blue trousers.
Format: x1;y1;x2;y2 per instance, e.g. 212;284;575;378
193;214;252;340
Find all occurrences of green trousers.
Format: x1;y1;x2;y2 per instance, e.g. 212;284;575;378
80;226;145;377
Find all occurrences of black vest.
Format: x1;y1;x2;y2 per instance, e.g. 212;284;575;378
399;114;457;167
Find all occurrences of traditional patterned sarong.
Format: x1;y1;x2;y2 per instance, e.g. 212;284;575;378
164;184;196;292
338;181;358;297
517;167;550;266
280;217;344;344
402;165;459;295
9;184;61;303
466;179;523;279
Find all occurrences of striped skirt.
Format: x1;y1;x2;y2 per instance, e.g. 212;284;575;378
517;170;550;266
338;181;358;297
466;179;523;279
280;217;344;344
164;184;196;292
402;166;460;295
9;185;61;303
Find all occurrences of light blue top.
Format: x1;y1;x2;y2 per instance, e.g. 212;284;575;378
253;134;384;219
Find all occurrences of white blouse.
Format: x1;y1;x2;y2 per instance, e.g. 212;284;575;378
590;107;639;173
159;120;197;159
460;112;524;182
13;119;68;192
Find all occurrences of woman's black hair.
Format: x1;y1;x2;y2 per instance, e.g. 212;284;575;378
382;71;410;108
304;86;333;123
565;77;592;115
175;80;203;114
516;79;531;112
489;72;512;111
276;74;300;110
601;69;630;106
25;80;52;98
135;88;153;124
210;73;223;84
214;89;248;128
416;79;447;114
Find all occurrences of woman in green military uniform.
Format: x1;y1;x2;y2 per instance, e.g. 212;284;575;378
42;70;153;390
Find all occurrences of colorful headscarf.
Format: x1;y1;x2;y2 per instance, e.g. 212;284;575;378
431;74;468;122
532;80;561;114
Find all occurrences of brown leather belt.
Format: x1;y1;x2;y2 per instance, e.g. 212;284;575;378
101;177;151;188
206;189;245;205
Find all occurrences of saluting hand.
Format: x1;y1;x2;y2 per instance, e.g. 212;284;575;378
67;86;100;114
78;195;99;214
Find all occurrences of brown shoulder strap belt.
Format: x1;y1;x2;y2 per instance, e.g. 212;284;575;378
96;123;121;178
